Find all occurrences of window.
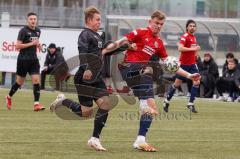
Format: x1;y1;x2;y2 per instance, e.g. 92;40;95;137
196;1;205;16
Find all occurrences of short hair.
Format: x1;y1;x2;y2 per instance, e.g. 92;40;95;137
229;58;238;65
27;12;37;17
186;19;196;31
233;58;238;65
84;6;101;23
151;10;166;20
226;52;234;58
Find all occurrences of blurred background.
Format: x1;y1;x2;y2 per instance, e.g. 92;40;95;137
0;0;240;92
0;0;240;27
1;0;239;56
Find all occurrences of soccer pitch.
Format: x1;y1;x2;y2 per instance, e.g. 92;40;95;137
0;89;240;159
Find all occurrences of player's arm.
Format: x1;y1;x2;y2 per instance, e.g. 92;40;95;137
102;37;130;55
78;31;98;80
16;40;40;50
178;43;201;52
102;29;141;55
16;28;40;50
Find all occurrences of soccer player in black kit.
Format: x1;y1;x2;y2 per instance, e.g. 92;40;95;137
5;12;45;111
50;6;113;151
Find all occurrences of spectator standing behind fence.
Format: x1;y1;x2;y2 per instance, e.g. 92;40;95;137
216;58;240;102
200;53;219;98
41;43;69;90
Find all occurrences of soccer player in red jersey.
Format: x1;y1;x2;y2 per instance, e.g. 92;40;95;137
103;12;200;151
163;19;201;113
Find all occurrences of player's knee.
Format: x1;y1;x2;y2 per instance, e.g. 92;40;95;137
97;98;111;110
99;100;111;110
193;80;200;86
16;81;24;86
81;107;93;117
32;78;40;84
173;83;181;89
139;99;151;114
16;78;24;86
141;66;153;75
173;79;182;87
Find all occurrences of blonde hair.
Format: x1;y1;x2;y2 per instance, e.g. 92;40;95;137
84;6;101;23
151;10;166;20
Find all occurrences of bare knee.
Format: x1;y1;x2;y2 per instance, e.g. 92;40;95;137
96;96;111;110
32;75;40;84
16;76;25;86
81;106;93;117
142;66;153;75
193;80;200;86
173;79;182;88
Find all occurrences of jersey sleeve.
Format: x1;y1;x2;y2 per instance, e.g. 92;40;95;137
78;31;89;54
124;28;144;42
179;34;187;46
17;28;26;41
77;30;97;72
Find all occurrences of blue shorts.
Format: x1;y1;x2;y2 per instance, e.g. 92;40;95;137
175;64;199;81
118;63;154;99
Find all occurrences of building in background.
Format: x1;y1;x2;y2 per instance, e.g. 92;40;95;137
0;0;240;28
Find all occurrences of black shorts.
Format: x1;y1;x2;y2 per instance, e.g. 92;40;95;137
16;56;40;77
74;68;109;107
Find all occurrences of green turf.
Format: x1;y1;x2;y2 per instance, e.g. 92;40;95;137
0;88;240;159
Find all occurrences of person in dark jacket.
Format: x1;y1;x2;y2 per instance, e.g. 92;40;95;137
222;52;240;74
216;58;240;102
200;53;219;98
40;43;69;90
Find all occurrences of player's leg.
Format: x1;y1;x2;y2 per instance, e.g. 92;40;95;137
119;63;157;151
133;97;157;152
131;66;157;152
5;57;27;110
187;64;200;113
87;79;111;151
6;75;25;110
87;96;110;151
51;94;106;151
163;77;183;113
50;78;93;117
30;60;45;111
132;81;157;152
32;74;45;111
8;75;25;98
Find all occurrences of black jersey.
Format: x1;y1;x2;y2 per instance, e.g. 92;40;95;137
77;28;103;78
17;26;41;60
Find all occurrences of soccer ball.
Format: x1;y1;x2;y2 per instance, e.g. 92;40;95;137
163;56;180;72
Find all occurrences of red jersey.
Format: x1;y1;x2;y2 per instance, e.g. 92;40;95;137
179;32;197;65
124;27;167;64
